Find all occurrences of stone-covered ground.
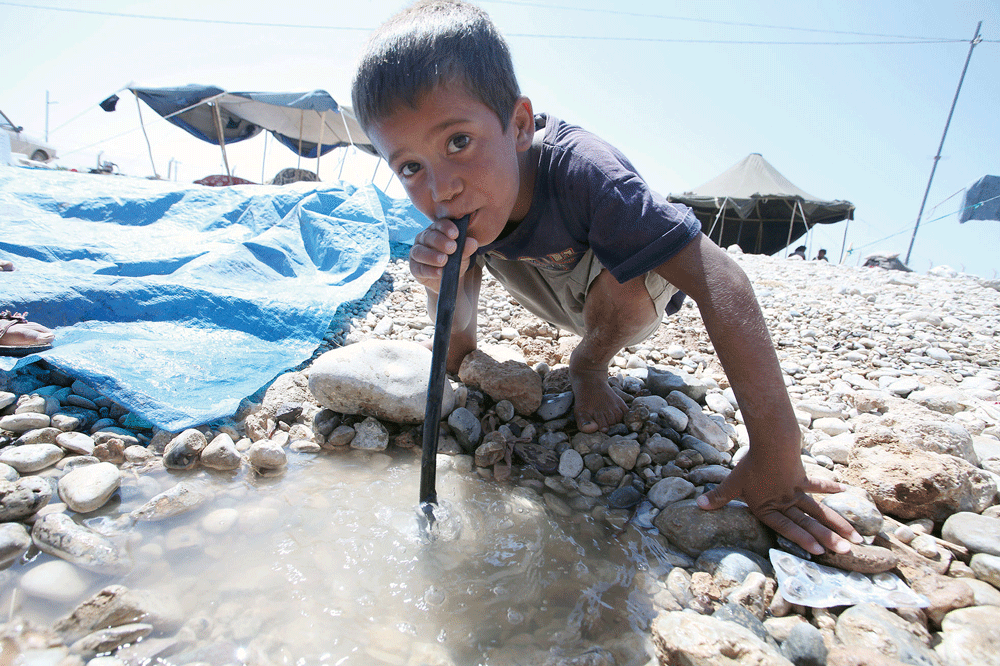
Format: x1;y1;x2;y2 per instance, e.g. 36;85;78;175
2;249;1000;665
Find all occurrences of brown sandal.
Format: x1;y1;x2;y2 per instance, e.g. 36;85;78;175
0;310;55;357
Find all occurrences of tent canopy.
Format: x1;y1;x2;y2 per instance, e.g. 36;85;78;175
669;153;854;255
130;85;377;157
960;175;1000;223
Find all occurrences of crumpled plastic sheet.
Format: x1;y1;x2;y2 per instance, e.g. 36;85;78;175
770;549;929;608
0;167;429;430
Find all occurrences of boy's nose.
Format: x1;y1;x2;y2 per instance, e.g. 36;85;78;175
429;167;462;205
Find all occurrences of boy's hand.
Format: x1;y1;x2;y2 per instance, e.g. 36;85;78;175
409;218;479;294
696;449;863;555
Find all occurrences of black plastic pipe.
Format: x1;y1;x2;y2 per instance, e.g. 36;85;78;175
419;214;470;525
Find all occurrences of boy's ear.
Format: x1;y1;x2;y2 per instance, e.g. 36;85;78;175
511;96;534;152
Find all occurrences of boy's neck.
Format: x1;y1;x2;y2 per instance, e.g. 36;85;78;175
506;131;540;227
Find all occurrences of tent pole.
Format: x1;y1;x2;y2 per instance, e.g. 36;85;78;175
718;208;726;247
797;201;811;257
212;104;231;178
838;218;851;264
783;199;797;256
297;110;304;170
706;197;727;238
337;112;353;181
134;96;160;179
905;21;982;266
753;200;763;254
316;111;326;180
260;132;268;184
371;158;381;184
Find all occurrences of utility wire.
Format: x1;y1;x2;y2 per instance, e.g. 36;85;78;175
488;0;969;42
0;1;982;45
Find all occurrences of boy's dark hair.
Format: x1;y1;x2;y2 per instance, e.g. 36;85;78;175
351;0;520;135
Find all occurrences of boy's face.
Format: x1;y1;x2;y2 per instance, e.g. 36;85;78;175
366;82;535;247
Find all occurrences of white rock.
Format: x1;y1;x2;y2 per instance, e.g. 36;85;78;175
57;462;121;513
20;560;92;603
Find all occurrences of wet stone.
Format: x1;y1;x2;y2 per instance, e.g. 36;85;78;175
607;486;643;510
447;407;482;452
200;433;242;470
0;522;31;567
58;462;121;513
162;429;207;470
20;559;93;603
130;482;208;522
248;440;288;469
31;512;131;575
712;602;771;644
514;442;559;475
352;417;389;451
0;476;52;521
70;623;154;659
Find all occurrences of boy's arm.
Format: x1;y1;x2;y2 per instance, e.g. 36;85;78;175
654;234;862;555
410;218;482;374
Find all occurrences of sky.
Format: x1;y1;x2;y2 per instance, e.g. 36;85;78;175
2;0;999;278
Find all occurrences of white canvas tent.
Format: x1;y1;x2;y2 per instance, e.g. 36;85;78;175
669;153;855;256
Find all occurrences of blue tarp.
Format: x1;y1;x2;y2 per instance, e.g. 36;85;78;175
960;175;1000;223
0;167;429;430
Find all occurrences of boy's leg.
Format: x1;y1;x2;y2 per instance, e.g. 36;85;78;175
571;269;659;433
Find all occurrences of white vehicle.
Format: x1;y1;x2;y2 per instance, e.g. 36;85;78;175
1;109;57;163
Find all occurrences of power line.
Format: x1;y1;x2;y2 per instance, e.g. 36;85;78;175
0;1;372;31
487;0;970;42
0;1;981;46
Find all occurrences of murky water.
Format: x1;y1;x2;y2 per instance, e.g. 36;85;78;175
5;449;671;665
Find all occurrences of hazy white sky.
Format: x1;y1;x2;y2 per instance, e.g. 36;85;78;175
3;0;999;277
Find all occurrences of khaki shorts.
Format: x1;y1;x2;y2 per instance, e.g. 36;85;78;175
478;249;678;347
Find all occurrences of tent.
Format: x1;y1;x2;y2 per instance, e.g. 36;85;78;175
104;85;377;180
668;153;854;256
959;175;1000;223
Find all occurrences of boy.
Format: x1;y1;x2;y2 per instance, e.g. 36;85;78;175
352;0;860;555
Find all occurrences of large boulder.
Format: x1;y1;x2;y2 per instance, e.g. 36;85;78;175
841;431;996;522
308;340;454;424
458;345;542;416
653;499;773;557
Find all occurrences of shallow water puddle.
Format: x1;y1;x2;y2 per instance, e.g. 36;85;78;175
6;450;664;665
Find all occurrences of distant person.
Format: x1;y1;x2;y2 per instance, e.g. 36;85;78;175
814;249;828;262
789;245;807;260
351;0;861;556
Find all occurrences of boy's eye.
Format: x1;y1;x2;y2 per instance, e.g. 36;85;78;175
399;162;421;177
447;134;470;154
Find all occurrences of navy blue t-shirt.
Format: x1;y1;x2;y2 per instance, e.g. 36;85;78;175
476;114;702;285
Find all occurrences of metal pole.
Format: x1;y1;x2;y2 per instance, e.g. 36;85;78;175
838;218;851;264
905;21;982;266
45;91;49;141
